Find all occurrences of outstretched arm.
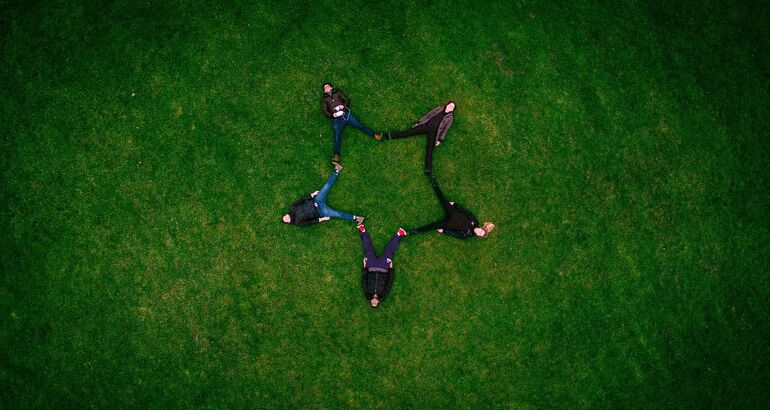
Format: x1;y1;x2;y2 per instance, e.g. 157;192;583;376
441;228;472;239
291;194;314;207
295;216;320;227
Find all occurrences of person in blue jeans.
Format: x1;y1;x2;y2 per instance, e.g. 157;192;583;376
321;83;382;165
281;163;364;226
357;223;407;308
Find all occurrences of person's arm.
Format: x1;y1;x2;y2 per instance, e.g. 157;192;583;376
361;268;370;298
415;106;443;126
292;194;314;207
321;98;333;119
381;270;394;299
338;90;349;107
295;216;319;227
442;228;472;239
436;115;453;144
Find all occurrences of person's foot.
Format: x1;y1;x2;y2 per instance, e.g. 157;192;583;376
374;133;382;141
334;161;343;173
397;228;407;237
357;224;366;233
355;216;365;225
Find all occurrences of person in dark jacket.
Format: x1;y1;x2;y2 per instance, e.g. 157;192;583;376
321;83;382;165
383;101;456;175
282;163;364;226
358;223;407;308
408;175;495;238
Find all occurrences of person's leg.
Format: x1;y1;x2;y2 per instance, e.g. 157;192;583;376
408;219;449;235
380;233;402;261
315;170;359;221
360;231;376;261
315;168;340;205
332;118;344;156
424;133;436;175
430;175;453;215
345;112;375;137
386;124;429;140
318;205;356;221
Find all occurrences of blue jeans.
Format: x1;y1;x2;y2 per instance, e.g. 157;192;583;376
332;111;375;155
315;170;357;221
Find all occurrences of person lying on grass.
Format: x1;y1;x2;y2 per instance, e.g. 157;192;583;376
382;100;455;175
282;162;364;227
358;223;407;308
408;175;495;239
321;82;382;165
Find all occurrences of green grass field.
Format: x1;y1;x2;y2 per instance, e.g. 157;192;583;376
2;0;769;407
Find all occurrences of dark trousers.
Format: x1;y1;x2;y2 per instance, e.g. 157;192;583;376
360;231;402;269
387;124;438;175
409;176;456;234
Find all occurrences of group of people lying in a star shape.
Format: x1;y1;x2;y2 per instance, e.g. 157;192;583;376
282;83;495;308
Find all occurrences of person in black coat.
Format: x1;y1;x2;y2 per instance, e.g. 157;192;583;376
357;224;407;308
408;175;495;238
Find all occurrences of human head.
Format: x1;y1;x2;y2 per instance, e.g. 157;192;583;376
474;221;495;237
370;294;380;308
282;214;292;224
445;100;456;113
323;83;333;93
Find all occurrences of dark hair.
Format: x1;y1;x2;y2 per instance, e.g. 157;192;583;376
323;83;333;91
445;100;456;108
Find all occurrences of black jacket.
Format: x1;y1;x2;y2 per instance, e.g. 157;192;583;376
408;202;479;239
361;267;394;301
321;90;349;119
289;195;320;227
443;203;479;238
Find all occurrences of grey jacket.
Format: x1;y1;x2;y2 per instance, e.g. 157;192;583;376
415;105;454;143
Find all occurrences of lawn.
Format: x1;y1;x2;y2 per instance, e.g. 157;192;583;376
2;0;769;408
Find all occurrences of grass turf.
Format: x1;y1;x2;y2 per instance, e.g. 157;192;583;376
2;0;769;407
